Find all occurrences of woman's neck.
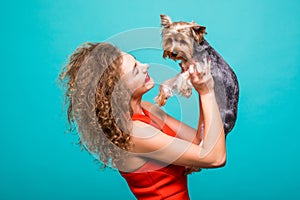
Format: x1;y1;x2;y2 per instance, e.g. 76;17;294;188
130;98;144;115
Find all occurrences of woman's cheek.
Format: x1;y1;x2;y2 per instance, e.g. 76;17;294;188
127;77;144;92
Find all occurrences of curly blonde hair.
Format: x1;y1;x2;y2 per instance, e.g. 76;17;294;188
59;42;133;168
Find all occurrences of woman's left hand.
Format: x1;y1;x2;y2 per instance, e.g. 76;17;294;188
184;166;202;175
188;58;214;95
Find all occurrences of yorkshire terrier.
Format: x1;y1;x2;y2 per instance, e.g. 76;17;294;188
155;14;239;134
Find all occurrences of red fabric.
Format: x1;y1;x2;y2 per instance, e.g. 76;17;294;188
119;108;190;200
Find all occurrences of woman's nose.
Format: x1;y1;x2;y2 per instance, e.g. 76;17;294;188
141;63;149;73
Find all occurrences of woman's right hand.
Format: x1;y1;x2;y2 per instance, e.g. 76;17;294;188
188;58;214;95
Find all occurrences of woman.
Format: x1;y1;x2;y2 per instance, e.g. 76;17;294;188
59;42;226;200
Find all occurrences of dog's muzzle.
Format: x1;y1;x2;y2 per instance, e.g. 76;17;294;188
163;50;189;62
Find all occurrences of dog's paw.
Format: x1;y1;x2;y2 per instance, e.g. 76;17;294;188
177;72;193;97
154;84;173;106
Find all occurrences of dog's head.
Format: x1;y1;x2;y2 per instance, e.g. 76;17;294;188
160;14;206;66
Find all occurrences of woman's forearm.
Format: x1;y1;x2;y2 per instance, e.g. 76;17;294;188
195;97;205;145
198;91;225;161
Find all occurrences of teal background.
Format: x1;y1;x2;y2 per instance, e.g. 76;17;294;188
1;0;299;199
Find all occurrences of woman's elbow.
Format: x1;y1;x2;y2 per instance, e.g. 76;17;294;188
210;152;226;168
200;151;226;168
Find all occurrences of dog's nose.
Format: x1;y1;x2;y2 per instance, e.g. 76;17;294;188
171;51;178;57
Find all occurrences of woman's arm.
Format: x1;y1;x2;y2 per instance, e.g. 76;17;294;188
132;59;225;168
189;58;225;161
141;101;201;144
131;105;224;168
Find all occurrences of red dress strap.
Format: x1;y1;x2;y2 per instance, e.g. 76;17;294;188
132;108;176;137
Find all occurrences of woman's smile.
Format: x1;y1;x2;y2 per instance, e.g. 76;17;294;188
145;72;151;83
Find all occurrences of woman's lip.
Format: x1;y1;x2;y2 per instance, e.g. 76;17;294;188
145;73;150;83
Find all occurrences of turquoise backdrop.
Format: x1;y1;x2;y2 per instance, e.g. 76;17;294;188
1;0;299;199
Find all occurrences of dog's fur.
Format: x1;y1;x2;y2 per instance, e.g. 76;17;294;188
155;14;239;135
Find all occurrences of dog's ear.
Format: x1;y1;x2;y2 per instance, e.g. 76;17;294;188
191;25;207;44
160;14;172;28
192;25;206;35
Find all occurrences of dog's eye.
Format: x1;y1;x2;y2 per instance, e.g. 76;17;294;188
166;38;173;43
180;40;187;44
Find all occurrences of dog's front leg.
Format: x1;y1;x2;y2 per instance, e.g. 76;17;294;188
154;71;192;106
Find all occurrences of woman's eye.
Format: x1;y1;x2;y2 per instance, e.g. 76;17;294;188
132;67;139;75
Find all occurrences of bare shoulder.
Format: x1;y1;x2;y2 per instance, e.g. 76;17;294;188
132;120;159;138
141;101;167;120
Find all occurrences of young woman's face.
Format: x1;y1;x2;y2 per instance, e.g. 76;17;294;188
120;53;154;97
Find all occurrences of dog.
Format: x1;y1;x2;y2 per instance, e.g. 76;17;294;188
155;14;239;135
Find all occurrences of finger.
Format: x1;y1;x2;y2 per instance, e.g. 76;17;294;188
201;63;206;74
203;55;207;66
202;57;209;75
207;58;211;75
198;62;206;76
194;62;200;73
190;64;200;76
202;55;207;62
189;64;195;73
190;62;199;74
204;62;209;76
195;61;205;75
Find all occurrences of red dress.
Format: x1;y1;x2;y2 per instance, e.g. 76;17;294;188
119;108;190;200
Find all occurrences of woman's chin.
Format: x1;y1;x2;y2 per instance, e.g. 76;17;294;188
145;79;155;90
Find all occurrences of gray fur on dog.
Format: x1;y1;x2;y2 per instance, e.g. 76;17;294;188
193;39;239;134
